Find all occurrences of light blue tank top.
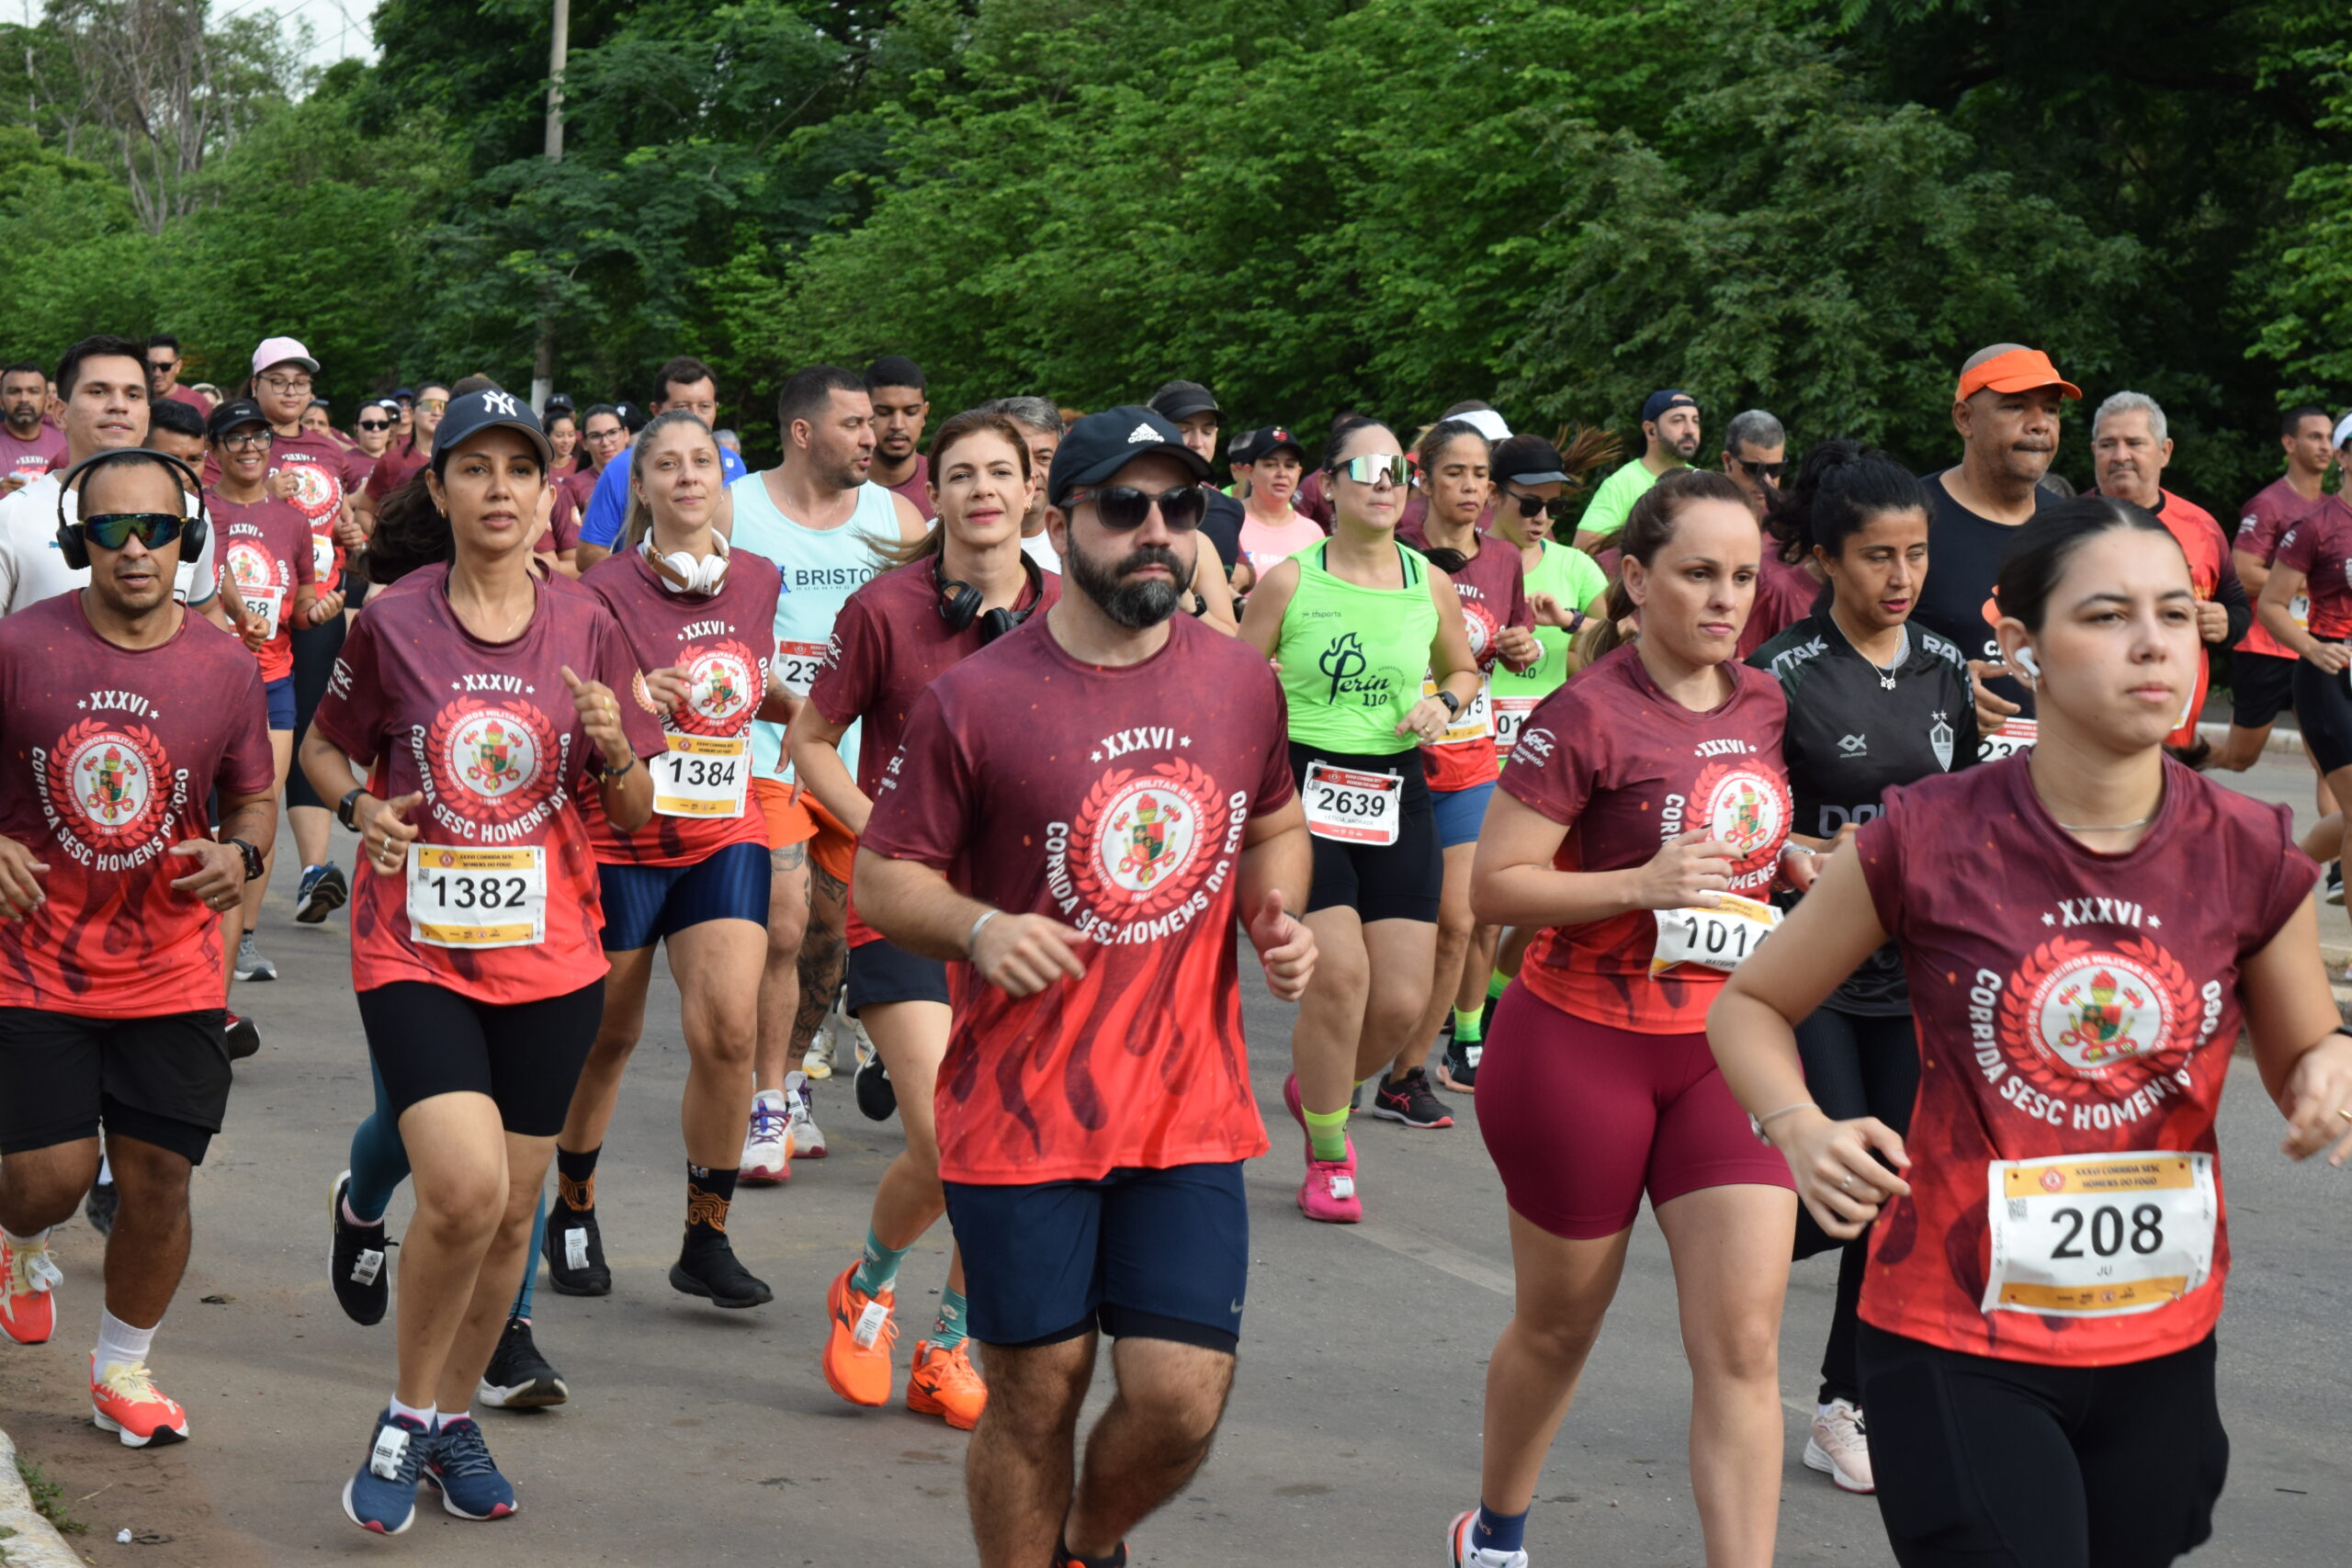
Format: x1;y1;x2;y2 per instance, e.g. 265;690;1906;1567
729;474;901;781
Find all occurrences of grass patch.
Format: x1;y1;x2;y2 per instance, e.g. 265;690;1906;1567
13;1454;88;1535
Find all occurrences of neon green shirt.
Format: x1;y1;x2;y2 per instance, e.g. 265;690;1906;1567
1275;541;1439;755
1578;457;1686;541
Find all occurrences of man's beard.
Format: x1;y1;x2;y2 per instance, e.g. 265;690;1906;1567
1065;533;1183;629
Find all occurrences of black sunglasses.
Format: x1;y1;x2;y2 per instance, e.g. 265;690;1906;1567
79;513;187;551
1064;484;1205;533
357;419;392;432
1736;458;1786;483
1499;489;1555;517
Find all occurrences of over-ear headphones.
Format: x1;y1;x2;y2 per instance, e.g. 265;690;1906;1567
936;551;1045;645
54;448;209;572
642;532;730;596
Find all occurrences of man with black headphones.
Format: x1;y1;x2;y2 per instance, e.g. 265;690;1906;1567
0;444;277;1450
0;336;230;623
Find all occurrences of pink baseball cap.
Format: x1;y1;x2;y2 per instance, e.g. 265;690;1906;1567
251;336;319;376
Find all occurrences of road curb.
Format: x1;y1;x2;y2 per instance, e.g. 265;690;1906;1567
0;1427;85;1568
2193;720;2305;758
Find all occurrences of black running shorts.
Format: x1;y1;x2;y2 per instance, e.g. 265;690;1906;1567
0;1007;232;1164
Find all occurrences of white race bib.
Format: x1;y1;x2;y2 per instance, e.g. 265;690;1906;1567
1492;694;1539;758
1420;676;1491;746
1982;1151;2217;1318
2291;592;2311;632
653;733;749;818
1649;893;1781;976
406;845;547;949
1302;760;1402;846
311;532;335;585
243;583;284;640
775;638;826;695
1979;716;2039;762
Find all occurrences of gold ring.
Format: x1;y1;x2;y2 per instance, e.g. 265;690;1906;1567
2339;1108;2352;1124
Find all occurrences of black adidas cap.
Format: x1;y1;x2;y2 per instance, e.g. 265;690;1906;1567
1047;406;1213;509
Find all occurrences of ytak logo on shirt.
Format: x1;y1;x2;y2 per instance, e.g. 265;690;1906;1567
1046;753;1244;943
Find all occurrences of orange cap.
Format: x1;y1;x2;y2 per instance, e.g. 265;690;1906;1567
1955;346;2083;403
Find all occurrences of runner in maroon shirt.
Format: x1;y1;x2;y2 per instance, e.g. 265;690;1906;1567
2255;433;2352;831
0;363;68;491
1713;497;2352;1568
301;391;662;1535
856;406;1313;1568
542;411;788;1316
865;355;934;522
0;447;277;1450
1450;469;1799;1568
790;410;1059;1431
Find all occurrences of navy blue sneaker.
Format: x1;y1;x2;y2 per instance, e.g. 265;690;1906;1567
341;1407;429;1534
296;862;348;925
426;1416;517;1519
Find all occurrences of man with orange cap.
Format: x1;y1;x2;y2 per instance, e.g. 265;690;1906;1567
1911;343;2081;753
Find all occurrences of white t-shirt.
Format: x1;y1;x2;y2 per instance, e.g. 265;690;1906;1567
0;472;220;615
1021;528;1061;573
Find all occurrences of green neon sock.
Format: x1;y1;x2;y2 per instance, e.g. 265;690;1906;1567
931;1287;969;1352
851;1227;911;1296
1303;1104;1351;1163
1488;970;1510;1000
1453;1006;1486;1044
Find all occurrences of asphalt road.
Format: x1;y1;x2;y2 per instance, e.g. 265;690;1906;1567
4;747;2350;1567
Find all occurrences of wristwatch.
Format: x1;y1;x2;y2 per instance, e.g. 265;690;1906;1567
1435;689;1463;718
226;838;266;883
337;786;368;831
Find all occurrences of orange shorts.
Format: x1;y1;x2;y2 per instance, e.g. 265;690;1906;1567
752;778;857;886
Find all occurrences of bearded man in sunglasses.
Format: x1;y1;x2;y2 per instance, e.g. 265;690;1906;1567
0;336;229;624
0;445;277;1448
856;405;1314;1568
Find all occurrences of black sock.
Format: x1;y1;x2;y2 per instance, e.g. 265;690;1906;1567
684;1164;737;1252
1053;1538;1126;1568
556;1144;601;1213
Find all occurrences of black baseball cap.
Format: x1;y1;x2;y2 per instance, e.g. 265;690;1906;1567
1491;434;1571;487
433;389;553;469
613;399;649;434
1148;379;1220;423
1047;406;1212;508
1641;389;1698;423
1229;425;1305;465
390;387;416;403
206;398;269;440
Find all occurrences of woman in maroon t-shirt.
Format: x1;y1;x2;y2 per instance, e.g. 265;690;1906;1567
1711;499;2352;1568
300;391;661;1535
1450;470;1799;1568
788;410;1057;1432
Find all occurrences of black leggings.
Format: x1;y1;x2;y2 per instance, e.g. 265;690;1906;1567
1860;1325;2226;1568
285;613;347;813
1792;1006;1919;1404
356;979;605;1137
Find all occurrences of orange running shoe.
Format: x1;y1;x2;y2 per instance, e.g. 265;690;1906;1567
821;1262;897;1407
905;1338;987;1430
92;1357;190;1447
1;1230;61;1345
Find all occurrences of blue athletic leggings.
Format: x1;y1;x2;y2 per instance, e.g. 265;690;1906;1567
347;1058;548;1321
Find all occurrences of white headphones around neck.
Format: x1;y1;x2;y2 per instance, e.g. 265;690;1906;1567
642;532;729;596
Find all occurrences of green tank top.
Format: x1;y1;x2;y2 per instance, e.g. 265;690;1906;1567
1491;540;1608;701
1277;541;1441;755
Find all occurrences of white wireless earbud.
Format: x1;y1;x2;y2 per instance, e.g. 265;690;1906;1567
2013;647;2041;680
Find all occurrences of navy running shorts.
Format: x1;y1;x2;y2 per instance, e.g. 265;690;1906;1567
1430;777;1497;850
943;1160;1250;1353
265;673;297;731
596;840;771;953
844;938;949;1016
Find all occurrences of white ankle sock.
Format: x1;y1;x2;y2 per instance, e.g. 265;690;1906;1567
1;1224;51;1247
96;1153;113;1185
388;1394;435;1429
95;1307;157;1370
438;1407;472;1430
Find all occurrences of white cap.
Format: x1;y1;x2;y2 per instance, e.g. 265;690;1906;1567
2335;411;2352;451
251;335;318;376
1449;408;1512;443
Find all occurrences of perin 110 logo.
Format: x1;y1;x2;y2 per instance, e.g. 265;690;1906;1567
425;697;556;823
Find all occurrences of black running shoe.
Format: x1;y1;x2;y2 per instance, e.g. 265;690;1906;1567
542;1204;611;1296
329;1169;392;1326
224;1012;260;1061
85;1178;117;1238
1365;1066;1455;1129
297;862;349;925
1439;1026;1481;1092
669;1236;774;1308
854;1050;897;1122
476;1315;569;1410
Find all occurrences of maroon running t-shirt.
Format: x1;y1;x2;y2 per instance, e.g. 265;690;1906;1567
360;442;429;512
0;424;67;483
1855;755;2314;1366
578;547;780;866
209;491;318;684
1739;555;1823;660
0;594;272;1018
882;454;935;523
809;556;1060;948
861;611;1293;1184
1416;539;1532;794
2235;476;2324;660
1501;644;1791;1034
2268;493;2352;640
312;565;667;1003
267;431;365;594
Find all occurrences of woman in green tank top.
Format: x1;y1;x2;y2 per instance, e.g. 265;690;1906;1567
1487;435;1611;739
1238;417;1478;1225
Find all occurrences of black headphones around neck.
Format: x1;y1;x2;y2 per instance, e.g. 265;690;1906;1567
934;551;1045;645
53;448;209;571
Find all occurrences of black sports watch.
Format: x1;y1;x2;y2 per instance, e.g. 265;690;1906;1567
337;786;368;831
226;838;265;883
1435;689;1463;718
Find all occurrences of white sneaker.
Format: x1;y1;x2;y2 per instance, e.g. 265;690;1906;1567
1446;1509;1529;1568
801;1011;838;1079
850;1012;876;1072
784;1069;828;1158
740;1090;791;1185
1804;1397;1874;1494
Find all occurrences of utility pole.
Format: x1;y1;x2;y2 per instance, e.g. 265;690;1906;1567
528;0;569;415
